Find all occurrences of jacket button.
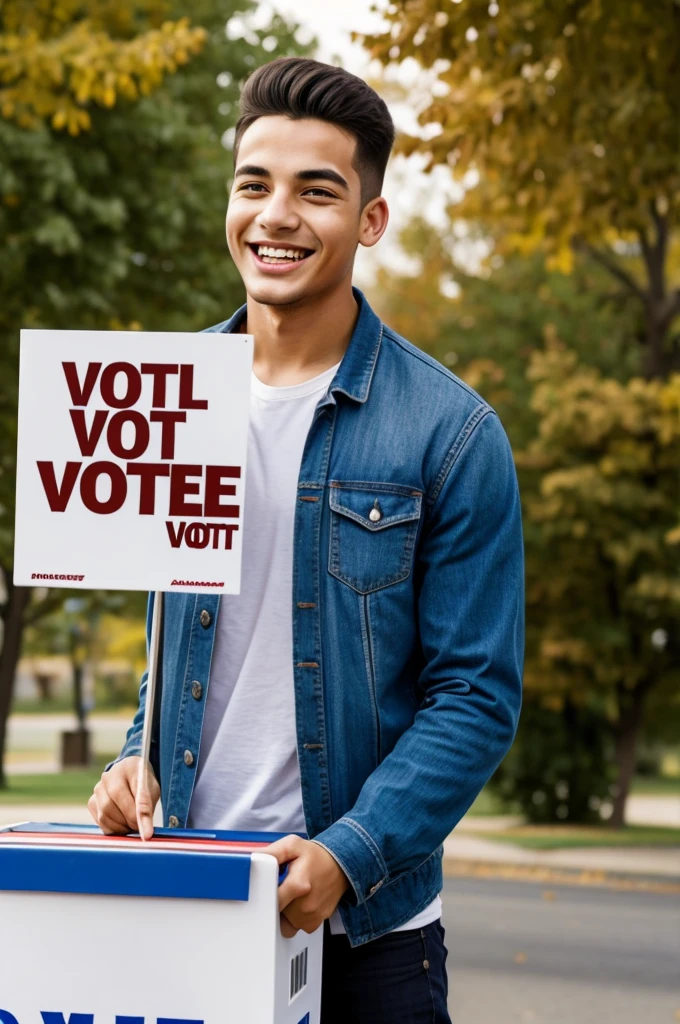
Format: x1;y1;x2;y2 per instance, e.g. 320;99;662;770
199;609;212;628
191;680;203;700
168;815;180;828
369;501;382;522
183;749;195;767
423;959;430;970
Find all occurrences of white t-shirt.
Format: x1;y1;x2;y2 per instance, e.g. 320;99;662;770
188;360;441;935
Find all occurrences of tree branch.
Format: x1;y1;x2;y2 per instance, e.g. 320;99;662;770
657;289;680;335
639;205;668;303
574;240;648;304
23;591;65;628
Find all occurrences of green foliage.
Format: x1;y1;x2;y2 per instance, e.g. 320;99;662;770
518;347;680;706
489;702;615;825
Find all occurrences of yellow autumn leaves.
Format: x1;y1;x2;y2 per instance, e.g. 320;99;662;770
0;4;206;135
361;0;679;270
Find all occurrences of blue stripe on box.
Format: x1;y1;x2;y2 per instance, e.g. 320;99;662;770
0;845;251;901
297;1015;310;1024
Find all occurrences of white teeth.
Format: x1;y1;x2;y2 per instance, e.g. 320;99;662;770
256;245;307;260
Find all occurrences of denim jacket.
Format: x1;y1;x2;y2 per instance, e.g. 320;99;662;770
116;286;524;947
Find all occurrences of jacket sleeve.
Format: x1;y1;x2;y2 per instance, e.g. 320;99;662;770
106;591;155;767
311;410;524;907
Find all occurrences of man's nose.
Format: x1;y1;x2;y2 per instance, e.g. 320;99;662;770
256;189;300;231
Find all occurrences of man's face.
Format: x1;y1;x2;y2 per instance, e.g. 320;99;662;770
226;115;372;308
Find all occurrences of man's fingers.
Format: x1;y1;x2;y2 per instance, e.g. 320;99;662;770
280;912;299;938
104;777;138;828
94;790;132;835
130;759;161;802
130;760;160;839
263;837;316;912
92;776;136;834
278;871;312;911
87;793;99;827
130;760;161;808
264;835;305;865
87;756;160;837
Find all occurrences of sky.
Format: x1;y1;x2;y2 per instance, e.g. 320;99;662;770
227;0;468;285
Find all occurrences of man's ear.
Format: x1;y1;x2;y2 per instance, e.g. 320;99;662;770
358;196;389;249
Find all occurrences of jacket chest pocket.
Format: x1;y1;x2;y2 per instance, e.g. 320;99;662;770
328;483;423;594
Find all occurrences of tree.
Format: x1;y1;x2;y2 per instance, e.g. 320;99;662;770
361;0;680;377
0;0;206;134
0;0;313;785
368;217;680;825
517;345;680;825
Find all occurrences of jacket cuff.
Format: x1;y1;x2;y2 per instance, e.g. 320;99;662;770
311;816;388;908
105;737;142;773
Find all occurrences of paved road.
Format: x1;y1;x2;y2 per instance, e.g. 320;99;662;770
441;876;680;1024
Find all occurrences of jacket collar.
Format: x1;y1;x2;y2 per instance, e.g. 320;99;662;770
218;286;383;405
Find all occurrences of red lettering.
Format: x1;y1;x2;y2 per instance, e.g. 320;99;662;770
210;522;239;549
100;362;142;409
79;461;127;514
169;464;202;516
140;363;179;408
107;410;150;460
69;409;109;456
150;410;187;460
186;522;210;549
166;520;186;548
164;521;239;550
220;523;239;549
204;465;241;518
127;462;170;514
62;362;102;406
37;461;82;512
178;364;208;410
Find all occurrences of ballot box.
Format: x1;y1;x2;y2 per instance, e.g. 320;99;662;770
0;823;323;1024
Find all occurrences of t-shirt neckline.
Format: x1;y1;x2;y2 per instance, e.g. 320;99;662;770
250;360;342;403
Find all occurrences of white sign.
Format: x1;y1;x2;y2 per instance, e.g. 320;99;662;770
14;329;253;594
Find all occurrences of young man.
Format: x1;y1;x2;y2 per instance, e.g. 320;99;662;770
89;57;524;1023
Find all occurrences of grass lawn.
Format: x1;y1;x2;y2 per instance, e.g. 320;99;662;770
466;788;517;815
0;756;114;805
466;824;680;849
630;775;680;795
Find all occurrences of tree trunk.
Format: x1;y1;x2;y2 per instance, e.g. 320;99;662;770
0;584;31;789
610;682;650;829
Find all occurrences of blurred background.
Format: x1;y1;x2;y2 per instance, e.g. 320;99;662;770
0;2;678;1021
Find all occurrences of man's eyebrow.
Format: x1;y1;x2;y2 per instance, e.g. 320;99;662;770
234;164;269;178
295;168;349;191
234;164;349;191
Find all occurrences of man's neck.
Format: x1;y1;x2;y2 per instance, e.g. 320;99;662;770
245;285;359;387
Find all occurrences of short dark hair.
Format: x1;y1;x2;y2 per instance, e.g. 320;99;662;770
234;57;395;208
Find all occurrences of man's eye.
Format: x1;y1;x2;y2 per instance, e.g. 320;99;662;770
239;182;267;192
303;188;334;198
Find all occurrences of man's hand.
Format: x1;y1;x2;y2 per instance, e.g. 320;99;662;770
265;835;350;938
88;755;160;840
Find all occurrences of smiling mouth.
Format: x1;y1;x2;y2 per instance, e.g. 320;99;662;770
248;243;315;265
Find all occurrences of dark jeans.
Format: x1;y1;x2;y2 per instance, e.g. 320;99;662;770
320;918;452;1023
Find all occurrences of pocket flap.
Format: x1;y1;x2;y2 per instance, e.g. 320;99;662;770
329;484;422;531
